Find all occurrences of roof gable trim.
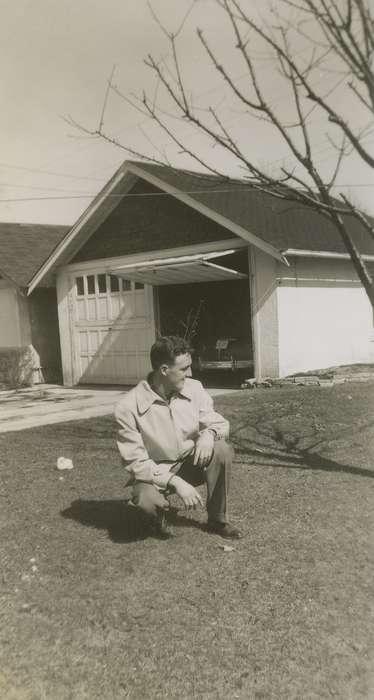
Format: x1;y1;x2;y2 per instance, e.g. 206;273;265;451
27;166;137;295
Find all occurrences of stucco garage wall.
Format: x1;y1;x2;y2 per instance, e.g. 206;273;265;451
0;280;34;386
0;279;33;348
0;281;61;384
249;248;280;379
29;289;62;383
0;283;20;346
277;257;374;376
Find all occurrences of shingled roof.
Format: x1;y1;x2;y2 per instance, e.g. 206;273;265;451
0;223;69;288
27;160;374;292
126;161;374;256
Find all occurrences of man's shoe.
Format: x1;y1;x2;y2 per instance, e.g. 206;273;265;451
206;521;242;539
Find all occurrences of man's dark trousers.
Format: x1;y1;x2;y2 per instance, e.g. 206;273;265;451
131;441;233;524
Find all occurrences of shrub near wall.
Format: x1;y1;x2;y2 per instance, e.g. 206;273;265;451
0;347;34;389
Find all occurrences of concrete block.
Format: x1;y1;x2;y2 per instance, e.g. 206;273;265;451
294;376;320;385
318;379;334;388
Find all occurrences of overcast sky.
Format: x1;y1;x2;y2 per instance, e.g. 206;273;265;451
1;0;373;225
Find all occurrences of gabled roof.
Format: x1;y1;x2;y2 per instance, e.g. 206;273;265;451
127;161;374;257
0;223;69;288
27;160;374;293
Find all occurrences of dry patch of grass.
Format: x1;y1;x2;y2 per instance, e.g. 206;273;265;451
0;382;374;699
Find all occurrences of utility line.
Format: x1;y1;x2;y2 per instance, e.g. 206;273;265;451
0;184;372;203
0;67;356;186
0;131;371;194
0;122;373;196
0;182;94;194
0;162;106;182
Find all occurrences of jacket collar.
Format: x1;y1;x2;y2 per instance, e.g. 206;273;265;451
136;376;193;414
136;379;161;415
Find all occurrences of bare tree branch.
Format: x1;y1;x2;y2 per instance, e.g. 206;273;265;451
67;0;374;308
232;0;374;168
99;64;116;132
340;193;374;242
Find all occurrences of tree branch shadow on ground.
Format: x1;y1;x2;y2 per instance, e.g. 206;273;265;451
61;499;202;544
233;443;374;479
230;414;374;479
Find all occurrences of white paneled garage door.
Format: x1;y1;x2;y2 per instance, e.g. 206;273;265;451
72;272;155;384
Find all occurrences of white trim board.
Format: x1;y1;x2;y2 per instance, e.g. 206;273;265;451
111;249;248;285
283;248;374;261
60;238;248;275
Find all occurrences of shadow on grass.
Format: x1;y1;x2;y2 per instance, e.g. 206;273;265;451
61;499;202;544
233;444;374;479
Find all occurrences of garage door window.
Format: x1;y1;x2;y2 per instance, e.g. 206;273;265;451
74;274;145;323
87;275;95;295
110;275;119;293
76;276;84;296
98;274;107;294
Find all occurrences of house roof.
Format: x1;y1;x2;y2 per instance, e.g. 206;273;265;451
27;160;374;293
0;223;69;288
126;161;374;257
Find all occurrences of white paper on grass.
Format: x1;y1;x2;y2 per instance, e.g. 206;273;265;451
56;457;74;471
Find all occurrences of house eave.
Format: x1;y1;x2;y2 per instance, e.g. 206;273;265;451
282;248;374;261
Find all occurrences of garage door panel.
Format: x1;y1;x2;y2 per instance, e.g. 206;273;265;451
77;299;86;321
134;292;147;317
98;297;108;320
110;329;139;352
72;272;154;384
89;330;100;353
111;296;121;318
87;298;96;321
78;331;88;353
80;355;90;375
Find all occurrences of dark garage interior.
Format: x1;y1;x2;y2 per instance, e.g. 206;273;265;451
157;252;253;387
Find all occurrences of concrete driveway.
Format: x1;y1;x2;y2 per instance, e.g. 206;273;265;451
0;384;239;433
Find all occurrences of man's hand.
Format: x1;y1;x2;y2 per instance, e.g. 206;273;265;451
193;431;215;468
168;475;203;509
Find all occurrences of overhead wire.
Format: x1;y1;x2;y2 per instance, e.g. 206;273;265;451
0;161;107;182
0;182;372;203
0;66;371;198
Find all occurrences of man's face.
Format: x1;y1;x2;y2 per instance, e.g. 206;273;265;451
163;352;192;393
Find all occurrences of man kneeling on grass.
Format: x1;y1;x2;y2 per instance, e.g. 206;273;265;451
115;335;241;540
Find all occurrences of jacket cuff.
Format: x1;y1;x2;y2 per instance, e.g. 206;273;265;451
130;462;155;483
153;471;174;489
200;427;220;440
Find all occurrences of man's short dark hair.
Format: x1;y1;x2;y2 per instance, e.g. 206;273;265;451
150;336;193;370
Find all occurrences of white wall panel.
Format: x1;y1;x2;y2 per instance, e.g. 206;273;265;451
277;258;374;376
0;288;20;347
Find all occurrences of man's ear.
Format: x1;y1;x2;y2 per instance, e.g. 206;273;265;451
159;363;170;377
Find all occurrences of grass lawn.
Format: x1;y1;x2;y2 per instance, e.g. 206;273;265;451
1;381;374;699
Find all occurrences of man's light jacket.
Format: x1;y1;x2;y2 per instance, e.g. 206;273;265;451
115;377;229;488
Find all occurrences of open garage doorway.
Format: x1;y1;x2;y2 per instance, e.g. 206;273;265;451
156;251;253;388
